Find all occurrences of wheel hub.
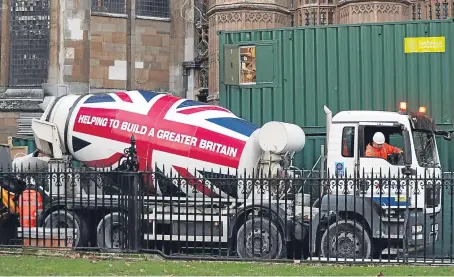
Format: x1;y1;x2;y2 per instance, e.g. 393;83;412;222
246;229;270;256
329;231;360;257
111;226;122;248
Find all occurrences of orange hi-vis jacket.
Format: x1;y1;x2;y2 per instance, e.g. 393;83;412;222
365;143;402;160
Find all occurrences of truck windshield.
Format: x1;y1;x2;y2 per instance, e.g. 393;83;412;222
412;130;440;168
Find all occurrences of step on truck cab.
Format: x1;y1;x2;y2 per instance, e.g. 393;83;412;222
309;102;450;259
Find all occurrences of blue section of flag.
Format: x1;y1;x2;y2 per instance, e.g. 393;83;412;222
85;94;115;104
177;99;208;109
206;117;257;137
372;196;411;207
137;90;161;102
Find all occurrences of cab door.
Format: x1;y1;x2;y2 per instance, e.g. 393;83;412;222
357;122;404;178
357;122;407;207
333;125;358;178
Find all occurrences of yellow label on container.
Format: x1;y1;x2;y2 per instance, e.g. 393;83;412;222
404;36;445;53
395;197;407;202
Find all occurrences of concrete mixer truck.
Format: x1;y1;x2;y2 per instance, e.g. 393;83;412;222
7;90;450;260
9;89;310;259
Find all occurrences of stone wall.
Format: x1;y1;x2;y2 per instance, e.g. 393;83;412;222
169;0;186;97
90;16;171;91
0;1;187;143
0;112;19;144
58;0;91;92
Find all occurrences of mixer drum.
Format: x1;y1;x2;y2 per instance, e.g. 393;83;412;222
39;90;263;198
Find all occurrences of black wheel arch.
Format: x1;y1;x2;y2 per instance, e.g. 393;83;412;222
41;207;90;248
37;201;126;227
37;203;65;227
320;218;373;259
310;194;382;255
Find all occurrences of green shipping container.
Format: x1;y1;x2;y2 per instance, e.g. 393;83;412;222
219;19;454;172
219;19;454;257
10;136;37;154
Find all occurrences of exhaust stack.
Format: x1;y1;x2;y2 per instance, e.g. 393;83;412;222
323;105;332;151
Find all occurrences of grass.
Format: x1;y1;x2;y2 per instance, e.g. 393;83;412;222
0;253;454;276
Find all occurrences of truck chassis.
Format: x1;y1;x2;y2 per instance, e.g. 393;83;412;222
21;192;308;259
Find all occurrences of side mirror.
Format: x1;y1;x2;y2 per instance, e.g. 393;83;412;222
403;129;412;166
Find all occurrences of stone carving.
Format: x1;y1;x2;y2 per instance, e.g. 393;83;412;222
339;7;350;18
215;11;288;24
292;0;435;24
181;0;210;96
195;19;209;90
245;12;273;23
376;4;401;14
336;2;411;23
294;7;336;25
351;4;375;14
402;5;410;16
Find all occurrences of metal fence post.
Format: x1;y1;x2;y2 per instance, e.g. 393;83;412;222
126;173;140;252
119;135;140;252
403;174;410;264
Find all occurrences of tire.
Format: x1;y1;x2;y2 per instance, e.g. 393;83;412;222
236;217;285;259
43;210;88;248
0;214;19;245
96;212;127;252
320;219;372;259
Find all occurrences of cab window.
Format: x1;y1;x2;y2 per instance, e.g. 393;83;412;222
361;126;404;166
341;126;355;158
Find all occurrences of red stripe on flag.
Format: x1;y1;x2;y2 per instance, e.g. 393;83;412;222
172;165;219;197
83;152;124;167
116;92;133;103
177;106;231;115
147;94;179;116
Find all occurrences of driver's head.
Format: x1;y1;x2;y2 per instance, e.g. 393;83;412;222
372;132;385;148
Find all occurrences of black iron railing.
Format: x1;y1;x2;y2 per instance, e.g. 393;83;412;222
0;161;454;264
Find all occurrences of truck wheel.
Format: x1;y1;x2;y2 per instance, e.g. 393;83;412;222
43;210;88;248
96;212;126;252
320;219;372;259
0;213;19;245
236;217;285;259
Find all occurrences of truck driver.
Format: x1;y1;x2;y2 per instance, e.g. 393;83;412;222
365;132;403;160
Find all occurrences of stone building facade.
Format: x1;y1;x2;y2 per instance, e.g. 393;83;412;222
0;0;451;143
0;0;187;143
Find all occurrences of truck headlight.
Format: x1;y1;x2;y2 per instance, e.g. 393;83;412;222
412;225;423;234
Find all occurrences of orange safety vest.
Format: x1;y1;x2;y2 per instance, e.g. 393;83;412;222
18;189;43;228
365;143;401;160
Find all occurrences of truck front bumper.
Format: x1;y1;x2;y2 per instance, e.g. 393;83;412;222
378;210;440;254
